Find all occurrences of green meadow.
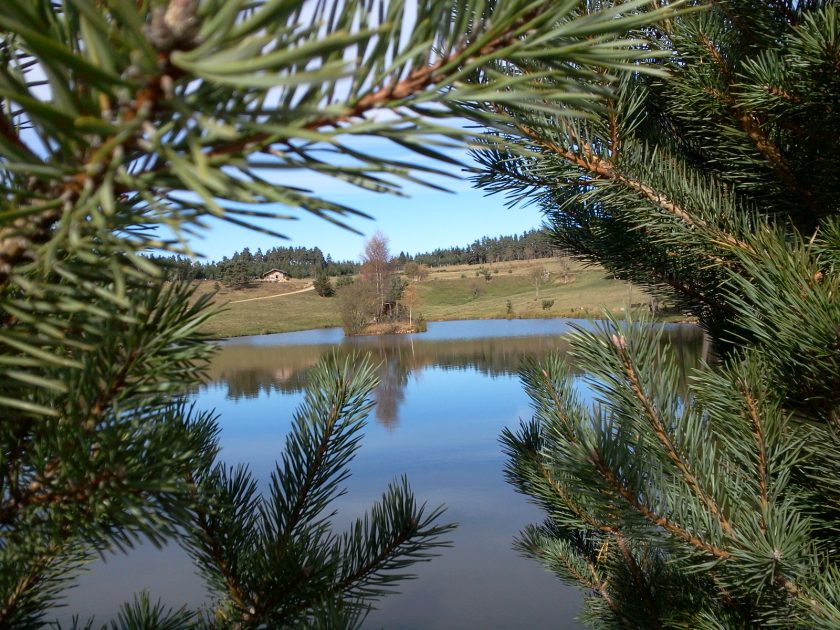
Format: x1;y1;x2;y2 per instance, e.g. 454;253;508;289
197;258;681;338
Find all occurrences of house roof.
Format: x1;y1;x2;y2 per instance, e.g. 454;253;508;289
261;268;287;277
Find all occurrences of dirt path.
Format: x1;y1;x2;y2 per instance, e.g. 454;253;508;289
229;285;314;304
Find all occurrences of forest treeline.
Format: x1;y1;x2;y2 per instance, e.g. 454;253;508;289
149;246;356;284
407;229;561;267
153;229;561;284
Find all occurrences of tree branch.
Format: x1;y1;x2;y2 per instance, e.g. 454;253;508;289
615;535;661;629
0;550;59;627
590;451;730;559
697;35;822;216
615;345;734;536
506;119;754;254
741;381;769;533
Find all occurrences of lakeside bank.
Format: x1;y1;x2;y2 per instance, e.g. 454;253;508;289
196;258;690;339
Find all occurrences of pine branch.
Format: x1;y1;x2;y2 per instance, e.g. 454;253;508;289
615;536;661;628
582;555;637;629
504;117;753;255
696;34;821;215
741;381;769;534
187;470;250;618
522;369;622;535
612;341;733;536
590;452;730;559
0;545;72;628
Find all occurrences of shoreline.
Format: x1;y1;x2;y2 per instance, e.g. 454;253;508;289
206;311;697;341
194;261;679;339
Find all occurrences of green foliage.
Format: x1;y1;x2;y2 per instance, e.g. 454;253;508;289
313;269;335;297
484;1;840;627
0;0;688;623
337;281;379;336
473;0;840;340
336;275;354;290
109;592;198;630
386;275;407;305
187;354;453;626
220;256;250;287
541;299;554;311
154;245;357;282
505;309;840;627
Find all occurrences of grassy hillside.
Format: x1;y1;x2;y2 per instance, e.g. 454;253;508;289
416;259;638;320
196;258;669;338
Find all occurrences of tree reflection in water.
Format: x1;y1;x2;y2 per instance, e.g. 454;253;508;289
203;323;706;428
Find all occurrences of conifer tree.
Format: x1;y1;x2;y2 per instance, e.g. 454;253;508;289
0;0;679;625
477;1;840;626
313;268;335;297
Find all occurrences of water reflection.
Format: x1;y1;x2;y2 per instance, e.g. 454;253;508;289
62;319;705;629
206;321;705;429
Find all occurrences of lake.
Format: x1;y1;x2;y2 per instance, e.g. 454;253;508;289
61;318;705;628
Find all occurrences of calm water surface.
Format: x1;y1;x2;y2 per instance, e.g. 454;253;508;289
63;319;704;628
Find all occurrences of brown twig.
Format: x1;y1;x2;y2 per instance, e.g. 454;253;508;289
742;381;769;533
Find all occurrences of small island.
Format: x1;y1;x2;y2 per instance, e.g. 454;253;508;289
333;232;428;336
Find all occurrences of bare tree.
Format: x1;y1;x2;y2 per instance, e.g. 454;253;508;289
361;232;394;318
402;283;420;325
530;266;549;299
337;281;378;335
403;261;429;282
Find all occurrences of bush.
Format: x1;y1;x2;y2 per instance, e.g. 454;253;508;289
541;299;554;311
313;270;335;297
337;282;378;335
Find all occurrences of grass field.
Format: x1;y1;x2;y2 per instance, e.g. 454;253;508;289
195;279;341;338
196;258;673;338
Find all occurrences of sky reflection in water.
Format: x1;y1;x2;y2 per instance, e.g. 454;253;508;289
64;319;704;629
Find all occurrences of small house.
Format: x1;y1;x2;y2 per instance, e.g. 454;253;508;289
260;269;289;283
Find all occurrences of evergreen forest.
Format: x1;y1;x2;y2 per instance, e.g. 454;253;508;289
152;228;560;285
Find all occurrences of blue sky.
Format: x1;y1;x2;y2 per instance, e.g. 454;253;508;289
184;142;547;263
